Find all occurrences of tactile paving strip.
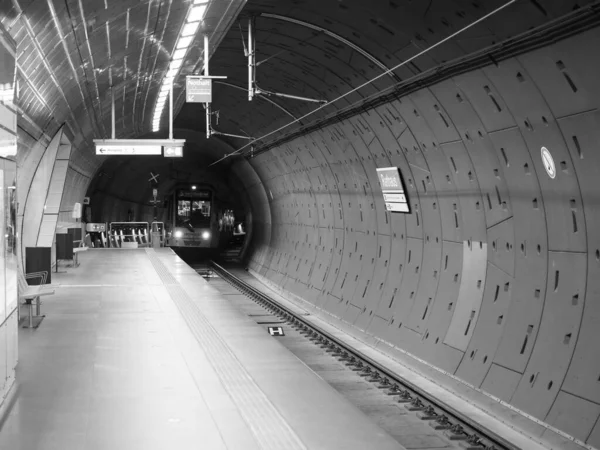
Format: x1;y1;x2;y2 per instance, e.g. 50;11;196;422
145;249;307;450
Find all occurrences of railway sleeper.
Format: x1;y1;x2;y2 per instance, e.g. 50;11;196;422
404;398;427;411
396;390;413;403
345;360;362;368
367;373;382;382
417;406;439;420
430;415;453;430
386;385;403;395
444;424;468;440
376;378;391;389
458;434;492;450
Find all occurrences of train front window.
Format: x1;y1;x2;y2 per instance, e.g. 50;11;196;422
176;200;191;226
176;199;210;227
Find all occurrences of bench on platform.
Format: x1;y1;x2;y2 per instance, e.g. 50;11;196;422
18;271;55;329
72;238;89;266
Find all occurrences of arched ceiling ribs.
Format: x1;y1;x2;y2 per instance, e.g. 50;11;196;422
11;0;86;139
259;12;401;83
214;80;298;119
141;0;175;128
76;0;107;138
46;0;100;138
131;0;154;136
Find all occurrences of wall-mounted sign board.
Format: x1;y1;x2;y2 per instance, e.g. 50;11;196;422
376;167;410;214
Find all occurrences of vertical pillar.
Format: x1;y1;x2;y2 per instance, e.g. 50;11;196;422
248;18;253;101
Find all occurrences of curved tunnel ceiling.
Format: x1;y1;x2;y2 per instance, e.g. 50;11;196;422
199;0;596;153
5;0;600;448
0;0;245;177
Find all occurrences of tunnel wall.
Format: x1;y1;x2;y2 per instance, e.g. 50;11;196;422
232;159;272;267
246;26;600;447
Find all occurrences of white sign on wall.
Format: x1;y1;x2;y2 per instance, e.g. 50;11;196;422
376;167;411;214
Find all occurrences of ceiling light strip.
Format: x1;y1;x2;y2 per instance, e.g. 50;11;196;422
141;0;175;126
152;1;209;132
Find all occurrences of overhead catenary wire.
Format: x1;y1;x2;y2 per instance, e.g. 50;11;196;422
209;0;518;167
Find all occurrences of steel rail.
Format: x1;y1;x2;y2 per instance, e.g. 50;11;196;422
210;261;516;450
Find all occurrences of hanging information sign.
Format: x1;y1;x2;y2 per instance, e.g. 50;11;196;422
164;145;183;158
186;76;212;103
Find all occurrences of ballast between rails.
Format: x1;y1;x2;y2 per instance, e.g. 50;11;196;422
210;261;515;450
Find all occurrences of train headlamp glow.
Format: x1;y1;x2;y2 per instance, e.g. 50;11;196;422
174;230;183;238
201;231;211;240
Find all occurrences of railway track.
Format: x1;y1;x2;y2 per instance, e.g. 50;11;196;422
208;261;516;450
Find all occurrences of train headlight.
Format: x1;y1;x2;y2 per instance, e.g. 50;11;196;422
174;230;183;239
202;231;211;240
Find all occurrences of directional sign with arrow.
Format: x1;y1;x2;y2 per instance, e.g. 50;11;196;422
96;145;162;155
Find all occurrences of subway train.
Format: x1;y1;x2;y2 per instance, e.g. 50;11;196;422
164;184;220;248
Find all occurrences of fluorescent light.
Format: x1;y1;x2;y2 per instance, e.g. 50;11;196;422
151;0;205;131
176;36;193;49
170;61;183;72
173;48;187;60
187;5;207;22
181;22;200;37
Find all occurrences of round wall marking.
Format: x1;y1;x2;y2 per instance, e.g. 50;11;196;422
541;146;556;179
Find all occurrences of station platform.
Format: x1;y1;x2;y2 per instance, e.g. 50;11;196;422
0;248;404;450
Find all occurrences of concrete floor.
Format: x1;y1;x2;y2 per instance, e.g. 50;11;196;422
0;249;404;450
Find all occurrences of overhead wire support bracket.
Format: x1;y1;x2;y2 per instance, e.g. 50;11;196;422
248;16;327;105
209;0;520;168
255;86;328;104
202;33;251;141
209;128;254;140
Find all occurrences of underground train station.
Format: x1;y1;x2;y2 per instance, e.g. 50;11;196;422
0;0;599;449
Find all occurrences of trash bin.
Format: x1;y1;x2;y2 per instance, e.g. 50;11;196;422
152;232;161;248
